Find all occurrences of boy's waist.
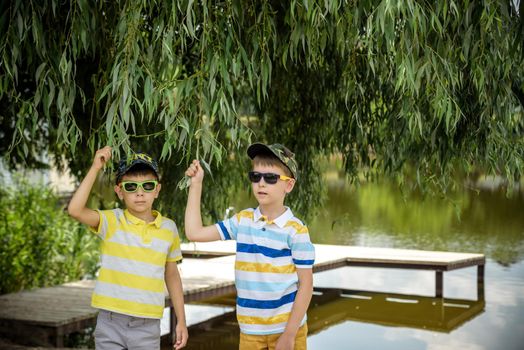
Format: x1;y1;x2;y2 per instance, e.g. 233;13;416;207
92;290;165;319
237;315;308;335
97;309;161;323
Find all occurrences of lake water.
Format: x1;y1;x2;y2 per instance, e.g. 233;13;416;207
172;178;524;350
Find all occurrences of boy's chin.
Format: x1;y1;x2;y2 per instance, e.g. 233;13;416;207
125;202;153;212
255;197;282;207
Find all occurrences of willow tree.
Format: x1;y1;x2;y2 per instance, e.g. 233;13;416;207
1;0;523;219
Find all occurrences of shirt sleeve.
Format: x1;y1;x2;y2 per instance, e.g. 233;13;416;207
88;209;114;240
215;212;240;241
290;225;315;268
167;222;183;263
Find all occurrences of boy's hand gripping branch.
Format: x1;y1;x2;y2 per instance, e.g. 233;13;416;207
185;159;204;184
92;146;112;171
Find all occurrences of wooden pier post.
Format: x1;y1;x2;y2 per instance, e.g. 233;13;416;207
435;271;443;298
477;264;485;300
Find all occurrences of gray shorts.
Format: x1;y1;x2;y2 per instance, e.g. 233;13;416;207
94;310;161;350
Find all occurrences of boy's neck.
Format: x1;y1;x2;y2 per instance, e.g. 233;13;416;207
258;204;287;222
127;208;156;223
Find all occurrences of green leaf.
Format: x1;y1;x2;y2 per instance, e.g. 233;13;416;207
35;63;46;83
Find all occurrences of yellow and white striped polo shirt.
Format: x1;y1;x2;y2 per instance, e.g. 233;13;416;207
90;208;182;318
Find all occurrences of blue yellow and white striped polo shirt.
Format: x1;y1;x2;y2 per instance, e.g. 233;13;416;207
215;207;315;335
91;208;182;319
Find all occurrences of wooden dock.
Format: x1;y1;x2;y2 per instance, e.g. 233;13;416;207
0;243;485;347
0;262;235;348
182;242;486;298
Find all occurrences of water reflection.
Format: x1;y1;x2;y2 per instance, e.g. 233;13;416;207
309;288;484;333
309;260;524;350
176;284;486;350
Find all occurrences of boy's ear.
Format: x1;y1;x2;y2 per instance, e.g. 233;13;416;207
114;185;124;200
285;179;296;193
155;183;161;198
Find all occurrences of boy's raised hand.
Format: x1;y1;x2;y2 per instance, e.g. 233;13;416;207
185;159;204;184
68;146;111;228
92;146;112;171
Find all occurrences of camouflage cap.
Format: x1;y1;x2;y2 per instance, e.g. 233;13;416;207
247;143;298;179
116;152;160;183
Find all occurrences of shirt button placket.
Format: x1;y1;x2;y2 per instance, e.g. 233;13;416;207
143;225;152;245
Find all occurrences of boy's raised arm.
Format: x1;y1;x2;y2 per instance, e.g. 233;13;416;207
67;146;112;229
184;160;221;242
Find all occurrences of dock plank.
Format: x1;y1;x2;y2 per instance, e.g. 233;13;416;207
181;242;485;270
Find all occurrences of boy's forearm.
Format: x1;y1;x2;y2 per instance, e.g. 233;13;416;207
165;269;187;326
184;182;221;242
67;166;99;217
283;275;313;336
184;182;203;239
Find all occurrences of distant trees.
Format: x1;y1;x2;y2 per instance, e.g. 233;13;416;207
1;1;523;218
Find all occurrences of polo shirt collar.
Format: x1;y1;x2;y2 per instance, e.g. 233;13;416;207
123;209;162;228
254;207;294;228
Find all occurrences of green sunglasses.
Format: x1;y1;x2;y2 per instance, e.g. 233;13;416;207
120;180;159;193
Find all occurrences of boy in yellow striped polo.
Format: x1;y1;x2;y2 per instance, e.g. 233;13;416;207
185;143;315;350
68;146;188;350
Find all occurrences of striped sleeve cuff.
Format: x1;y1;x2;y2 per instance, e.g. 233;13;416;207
88;209;106;238
293;258;315;268
215;222;231;240
166;255;183;263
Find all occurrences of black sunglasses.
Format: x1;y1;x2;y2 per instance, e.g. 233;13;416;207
248;171;292;185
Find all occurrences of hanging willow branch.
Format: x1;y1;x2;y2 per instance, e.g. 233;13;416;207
1;0;523;218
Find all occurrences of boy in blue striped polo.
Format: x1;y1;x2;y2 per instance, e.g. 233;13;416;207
68;146;188;350
185;143;315;350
